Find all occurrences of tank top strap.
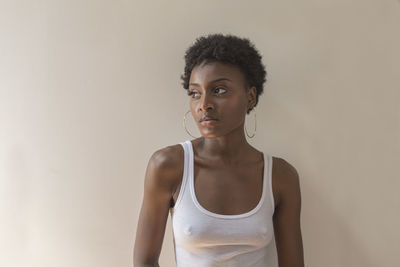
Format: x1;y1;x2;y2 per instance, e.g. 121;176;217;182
173;140;191;210
266;153;275;212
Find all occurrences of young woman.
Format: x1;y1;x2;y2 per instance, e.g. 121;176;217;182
134;33;304;267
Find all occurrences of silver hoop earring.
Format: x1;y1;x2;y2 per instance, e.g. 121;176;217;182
183;110;200;138
245;107;257;138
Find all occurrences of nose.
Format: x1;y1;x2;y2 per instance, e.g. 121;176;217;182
198;93;214;112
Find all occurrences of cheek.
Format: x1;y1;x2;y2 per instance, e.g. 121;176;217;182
220;98;247;121
189;102;201;121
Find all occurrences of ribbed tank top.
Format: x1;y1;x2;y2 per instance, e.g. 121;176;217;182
169;140;275;267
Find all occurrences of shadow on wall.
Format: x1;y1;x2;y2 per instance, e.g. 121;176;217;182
302;178;377;267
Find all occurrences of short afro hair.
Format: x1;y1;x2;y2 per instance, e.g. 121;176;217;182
180;33;267;113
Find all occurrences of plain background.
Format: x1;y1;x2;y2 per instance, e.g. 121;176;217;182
1;0;399;266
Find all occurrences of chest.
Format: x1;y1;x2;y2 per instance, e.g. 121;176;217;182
171;206;273;251
172;159;264;216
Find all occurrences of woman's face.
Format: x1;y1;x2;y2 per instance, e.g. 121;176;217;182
188;60;256;138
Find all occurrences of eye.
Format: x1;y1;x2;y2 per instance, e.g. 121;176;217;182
187;87;226;99
187;90;199;98
214;87;227;94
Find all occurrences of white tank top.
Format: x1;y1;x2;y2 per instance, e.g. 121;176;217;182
169;140;275;267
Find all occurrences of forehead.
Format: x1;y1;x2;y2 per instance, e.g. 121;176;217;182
189;61;245;84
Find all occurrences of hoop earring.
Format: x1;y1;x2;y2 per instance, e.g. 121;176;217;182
245;107;257;138
183;110;200;138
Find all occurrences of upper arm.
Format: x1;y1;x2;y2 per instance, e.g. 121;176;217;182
133;146;183;266
272;158;305;267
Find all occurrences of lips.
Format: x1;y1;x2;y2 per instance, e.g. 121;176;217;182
200;116;218;122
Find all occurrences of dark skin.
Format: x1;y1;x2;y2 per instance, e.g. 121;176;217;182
133;61;304;267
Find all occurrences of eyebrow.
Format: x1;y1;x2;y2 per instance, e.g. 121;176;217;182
189;77;232;86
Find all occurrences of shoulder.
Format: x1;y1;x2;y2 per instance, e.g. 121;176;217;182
272;156;300;185
150;143;184;171
145;143;184;192
272;156;301;207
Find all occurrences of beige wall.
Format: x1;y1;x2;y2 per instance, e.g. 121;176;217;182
1;1;399;266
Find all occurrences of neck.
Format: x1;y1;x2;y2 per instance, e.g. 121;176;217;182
195;124;250;164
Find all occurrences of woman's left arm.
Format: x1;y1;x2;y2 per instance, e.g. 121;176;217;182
272;158;305;267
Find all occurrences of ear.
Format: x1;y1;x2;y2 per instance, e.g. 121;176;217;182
247;86;257;110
